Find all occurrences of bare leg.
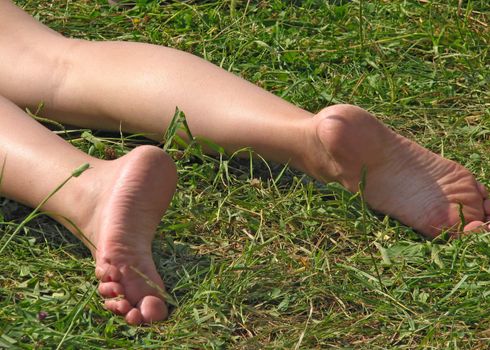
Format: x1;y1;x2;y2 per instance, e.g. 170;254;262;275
0;94;177;324
1;0;489;237
0;1;311;170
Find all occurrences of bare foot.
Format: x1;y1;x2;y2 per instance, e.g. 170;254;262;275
75;146;177;325
307;104;490;238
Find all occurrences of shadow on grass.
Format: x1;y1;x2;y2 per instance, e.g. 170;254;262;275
0;200;213;317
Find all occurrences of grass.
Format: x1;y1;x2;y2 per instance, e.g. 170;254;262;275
1;0;489;348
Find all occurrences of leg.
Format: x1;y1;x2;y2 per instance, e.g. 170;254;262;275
0;0;312;170
0;94;177;324
1;1;489;237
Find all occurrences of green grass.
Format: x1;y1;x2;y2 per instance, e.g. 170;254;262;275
1;0;490;348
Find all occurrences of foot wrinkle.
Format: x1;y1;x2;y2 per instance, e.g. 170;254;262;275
311;105;486;238
79;146;176;325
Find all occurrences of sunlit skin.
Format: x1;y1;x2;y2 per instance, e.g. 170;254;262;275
0;0;489;324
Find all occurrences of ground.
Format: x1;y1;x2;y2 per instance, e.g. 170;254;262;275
1;0;489;349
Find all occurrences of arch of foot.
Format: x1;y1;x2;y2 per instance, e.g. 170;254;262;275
308;104;490;238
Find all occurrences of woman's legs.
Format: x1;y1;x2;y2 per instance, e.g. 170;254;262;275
1;0;489;238
0;0;311;169
0;94;177;324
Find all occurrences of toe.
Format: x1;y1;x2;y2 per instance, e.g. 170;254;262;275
125;308;144;325
464;220;486;233
484;199;490;215
478;182;489;199
98;281;125;298
95;263;122;282
137;295;168;323
105;298;133;315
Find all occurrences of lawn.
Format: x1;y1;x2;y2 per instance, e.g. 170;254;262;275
1;0;489;348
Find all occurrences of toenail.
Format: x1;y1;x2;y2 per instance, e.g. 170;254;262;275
107;276;112;282
111;291;118;298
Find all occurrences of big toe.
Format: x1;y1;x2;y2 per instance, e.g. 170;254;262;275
137;295;168;323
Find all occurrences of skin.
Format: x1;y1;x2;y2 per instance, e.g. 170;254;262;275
1;0;489;324
0;94;177;324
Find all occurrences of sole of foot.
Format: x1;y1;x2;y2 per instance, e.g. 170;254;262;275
308;104;490;238
79;145;177;325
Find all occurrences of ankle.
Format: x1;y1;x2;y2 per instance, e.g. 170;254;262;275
304;104;386;189
51;159;107;251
